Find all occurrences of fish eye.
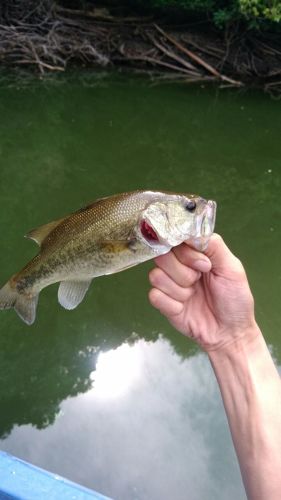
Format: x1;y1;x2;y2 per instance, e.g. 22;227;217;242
185;200;196;212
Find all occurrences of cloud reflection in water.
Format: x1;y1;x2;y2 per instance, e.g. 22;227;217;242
90;343;143;400
1;337;246;500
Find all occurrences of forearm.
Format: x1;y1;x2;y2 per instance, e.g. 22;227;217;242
208;326;281;500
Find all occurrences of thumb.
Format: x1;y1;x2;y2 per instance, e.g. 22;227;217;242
204;234;244;277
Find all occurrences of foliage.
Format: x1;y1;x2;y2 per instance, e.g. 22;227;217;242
118;0;281;27
239;0;281;22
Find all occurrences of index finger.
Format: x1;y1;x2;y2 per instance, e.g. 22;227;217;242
154;251;200;288
173;243;212;273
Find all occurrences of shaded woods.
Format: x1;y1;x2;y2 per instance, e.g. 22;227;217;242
0;0;281;95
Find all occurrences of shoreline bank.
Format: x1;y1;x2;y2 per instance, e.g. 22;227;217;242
1;5;280;96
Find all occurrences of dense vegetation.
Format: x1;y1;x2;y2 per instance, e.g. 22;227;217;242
143;0;281;24
102;0;281;27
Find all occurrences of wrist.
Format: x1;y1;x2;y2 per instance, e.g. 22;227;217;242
207;322;281;500
206;323;262;359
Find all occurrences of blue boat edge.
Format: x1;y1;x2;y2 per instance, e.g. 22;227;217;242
0;450;113;500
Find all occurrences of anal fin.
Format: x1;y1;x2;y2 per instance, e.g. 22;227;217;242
58;279;92;310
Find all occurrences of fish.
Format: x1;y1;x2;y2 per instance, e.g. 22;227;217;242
0;190;216;325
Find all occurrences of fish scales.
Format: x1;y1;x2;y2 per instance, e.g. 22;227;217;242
22;193;154;283
0;190;216;325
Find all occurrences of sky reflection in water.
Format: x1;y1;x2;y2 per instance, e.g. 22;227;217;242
0;76;280;500
1;336;247;500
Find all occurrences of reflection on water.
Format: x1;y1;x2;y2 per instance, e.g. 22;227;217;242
91;343;143;399
1;337;247;500
0;74;280;499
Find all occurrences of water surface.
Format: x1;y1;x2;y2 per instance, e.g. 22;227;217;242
0;74;280;500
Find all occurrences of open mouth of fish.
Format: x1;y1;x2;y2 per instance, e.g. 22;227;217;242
140;220;159;243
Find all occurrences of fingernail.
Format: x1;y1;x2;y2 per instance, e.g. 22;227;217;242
193;260;211;272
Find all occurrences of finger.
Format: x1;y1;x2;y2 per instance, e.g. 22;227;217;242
174;244;212;273
154;251;200;288
148;288;184;317
149;267;196;302
204;234;245;277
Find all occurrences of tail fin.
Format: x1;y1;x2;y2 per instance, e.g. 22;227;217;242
0;281;38;325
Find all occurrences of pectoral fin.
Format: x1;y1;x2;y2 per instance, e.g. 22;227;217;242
99;238;139;253
58;279;92;310
99;238;142;275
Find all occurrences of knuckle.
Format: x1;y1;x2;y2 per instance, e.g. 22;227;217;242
148;288;159;307
212;233;223;243
181;267;199;286
169;301;184;317
149;267;164;286
234;257;247;277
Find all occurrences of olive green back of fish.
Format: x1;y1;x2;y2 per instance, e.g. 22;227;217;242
29;191;160;251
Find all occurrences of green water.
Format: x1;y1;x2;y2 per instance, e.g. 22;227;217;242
0;74;280;500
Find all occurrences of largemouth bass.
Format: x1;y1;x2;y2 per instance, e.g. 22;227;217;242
0;190;216;325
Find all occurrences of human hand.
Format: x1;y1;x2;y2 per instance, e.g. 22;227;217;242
148;234;260;351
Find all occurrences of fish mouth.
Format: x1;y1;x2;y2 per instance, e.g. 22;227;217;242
197;200;216;237
204;200;216;235
187;200;217;251
140;220;159;243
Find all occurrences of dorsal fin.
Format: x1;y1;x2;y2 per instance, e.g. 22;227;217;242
76;195;109;213
25;217;65;246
